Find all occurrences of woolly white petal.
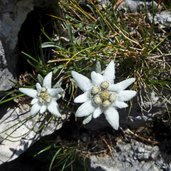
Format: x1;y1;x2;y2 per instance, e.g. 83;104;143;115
71;71;92;92
109;78;135;92
118;90;137;101
43;72;52;88
83;115;93;125
91;71;104;85
75;101;95;117
104;107;119;130
103;60;115;83
40;105;47;114
47;100;61;117
30;103;40;115
93;107;103;118
74;92;90;103
48;88;63;97
36;83;42;92
113;101;128;108
31;98;38;105
19;88;37;98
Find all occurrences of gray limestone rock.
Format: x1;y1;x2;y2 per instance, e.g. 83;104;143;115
117;0;171;29
0;0;60;92
0;103;67;164
0;0;34;92
90;139;168;171
148;11;171;29
117;0;158;13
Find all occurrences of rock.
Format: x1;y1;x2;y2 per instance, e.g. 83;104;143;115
148;11;171;29
0;40;15;92
0;0;33;50
89;139;168;171
0;102;67;164
117;0;158;13
0;0;33;92
134;146;151;160
0;0;60;92
117;0;171;29
150;146;160;159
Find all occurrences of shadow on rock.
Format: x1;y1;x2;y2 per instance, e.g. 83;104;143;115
152;115;171;164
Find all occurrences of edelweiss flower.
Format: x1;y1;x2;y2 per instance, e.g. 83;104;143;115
72;60;136;130
19;72;63;116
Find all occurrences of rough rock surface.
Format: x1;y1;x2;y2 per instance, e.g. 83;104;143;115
0;102;66;164
117;0;171;29
0;0;60;92
90;139;171;171
117;0;158;12
148;11;171;29
0;0;33;92
0;41;15;91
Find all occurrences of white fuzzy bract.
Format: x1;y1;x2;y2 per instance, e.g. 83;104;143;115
19;72;63;116
71;60;136;130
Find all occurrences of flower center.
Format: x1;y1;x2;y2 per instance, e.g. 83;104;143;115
100;90;110;101
38;87;51;104
91;81;117;108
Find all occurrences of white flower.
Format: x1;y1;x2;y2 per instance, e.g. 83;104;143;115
19;72;63;116
71;60;136;130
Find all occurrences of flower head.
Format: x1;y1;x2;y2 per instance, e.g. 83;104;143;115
71;60;136;130
19;72;64;116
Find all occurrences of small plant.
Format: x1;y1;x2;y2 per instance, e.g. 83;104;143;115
19;72;64;116
72;60;136;129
